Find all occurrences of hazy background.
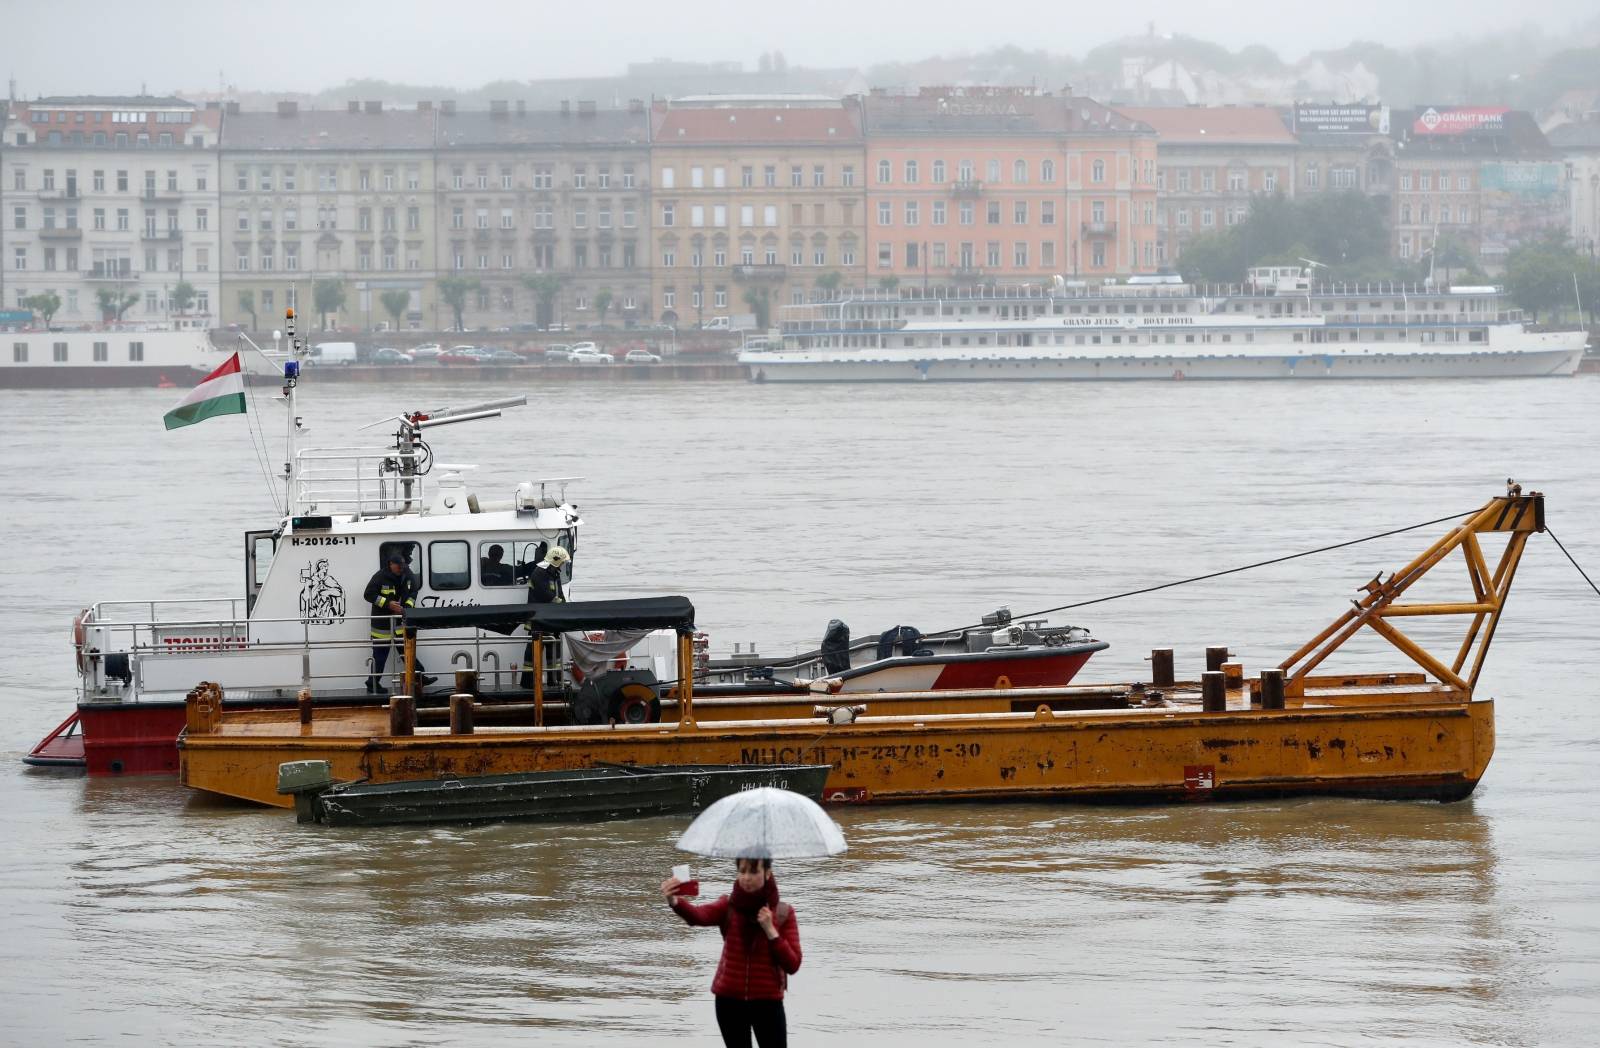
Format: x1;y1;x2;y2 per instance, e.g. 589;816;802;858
4;0;1599;96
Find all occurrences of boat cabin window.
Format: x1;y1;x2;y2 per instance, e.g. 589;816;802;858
479;541;517;585
428;541;470;591
379;542;421;578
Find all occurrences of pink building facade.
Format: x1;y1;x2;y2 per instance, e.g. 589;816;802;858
861;88;1159;286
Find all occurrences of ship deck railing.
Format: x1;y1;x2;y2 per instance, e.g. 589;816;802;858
292;447;427;517
79;610;580;699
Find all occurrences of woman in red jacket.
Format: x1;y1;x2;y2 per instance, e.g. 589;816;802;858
662;857;802;1048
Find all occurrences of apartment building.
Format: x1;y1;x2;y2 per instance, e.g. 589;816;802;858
1;95;222;328
1116;105;1296;266
1288;103;1395;201
649;97;866;327
861;88;1158;284
1390;106;1563;270
436;98;650;329
219;100;437;331
1548;117;1600;257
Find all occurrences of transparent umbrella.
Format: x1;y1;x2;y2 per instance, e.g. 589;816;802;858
676;787;848;860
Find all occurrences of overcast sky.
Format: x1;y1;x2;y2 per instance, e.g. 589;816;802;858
5;0;1596;96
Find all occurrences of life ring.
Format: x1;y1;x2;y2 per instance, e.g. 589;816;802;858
1172;369;1187;381
72;609;91;674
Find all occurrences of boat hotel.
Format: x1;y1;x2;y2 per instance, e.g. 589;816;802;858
738;267;1585;381
177;487;1540;809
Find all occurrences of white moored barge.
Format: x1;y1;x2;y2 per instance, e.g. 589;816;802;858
740;268;1585;382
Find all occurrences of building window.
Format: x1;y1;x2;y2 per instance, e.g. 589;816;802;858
1014;242;1028;267
1304;165;1319;189
877;201;891;226
790;166;803;188
842;165;855;187
905;160;919;184
1041;159;1055;182
813;165;825;187
1014;159;1027;183
1013;201;1027;224
877;159;891;184
129;341;144;362
933;201;947;225
714;288;727;308
905;201;919;226
661;204;675;227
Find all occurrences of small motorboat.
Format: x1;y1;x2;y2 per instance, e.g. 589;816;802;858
276;760;833;827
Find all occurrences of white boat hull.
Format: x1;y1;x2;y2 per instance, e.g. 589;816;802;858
743;344;1586;383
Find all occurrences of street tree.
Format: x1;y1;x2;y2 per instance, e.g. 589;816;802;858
237;289;258;331
380;289;411;333
519;273;566;329
23;291;61;327
742;286;771;329
170;280;197;315
815;270;844;300
437;275;481;332
593;288;613;326
313;278;347;331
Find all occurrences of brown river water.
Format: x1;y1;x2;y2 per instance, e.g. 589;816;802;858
2;376;1598;1045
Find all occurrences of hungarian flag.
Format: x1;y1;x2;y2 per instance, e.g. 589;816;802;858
163;352;246;430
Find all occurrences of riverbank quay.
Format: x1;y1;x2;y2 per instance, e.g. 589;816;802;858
254;361;748;384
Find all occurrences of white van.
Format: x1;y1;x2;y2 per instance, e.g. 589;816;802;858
308;341;358;365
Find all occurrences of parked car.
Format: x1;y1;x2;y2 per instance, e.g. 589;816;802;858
439;345;494;365
511;322;541;332
488;348;526;365
409;343;443;362
567;341;599;354
570;346;615;365
624;349;662;364
543;345;574;363
373;347;414;365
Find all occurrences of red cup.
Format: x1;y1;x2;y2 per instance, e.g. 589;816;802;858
674;879;700;898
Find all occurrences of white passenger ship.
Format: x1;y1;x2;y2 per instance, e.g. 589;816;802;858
0;325;237;388
740;268;1585;381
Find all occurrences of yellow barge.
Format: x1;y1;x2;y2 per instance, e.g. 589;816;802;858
179;489;1539;809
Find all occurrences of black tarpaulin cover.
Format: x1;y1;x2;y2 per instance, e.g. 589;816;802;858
404;597;696;635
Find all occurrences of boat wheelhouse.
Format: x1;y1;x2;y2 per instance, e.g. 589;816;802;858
740;270;1585;381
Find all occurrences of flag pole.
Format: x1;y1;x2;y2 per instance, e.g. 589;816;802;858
282;308;304;511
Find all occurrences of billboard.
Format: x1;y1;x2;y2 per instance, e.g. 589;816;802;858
1412;106;1508;136
1294;104;1390;135
1480;162;1562;197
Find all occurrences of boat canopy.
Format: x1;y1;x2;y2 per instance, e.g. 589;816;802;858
405;596;696;635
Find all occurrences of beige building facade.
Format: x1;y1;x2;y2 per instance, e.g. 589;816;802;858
649;98;866;327
435;99;650;331
219;101;438;332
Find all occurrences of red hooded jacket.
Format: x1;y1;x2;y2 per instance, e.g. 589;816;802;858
669;892;802;1000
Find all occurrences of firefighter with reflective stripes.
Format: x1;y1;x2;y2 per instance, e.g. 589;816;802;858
363;548;434;693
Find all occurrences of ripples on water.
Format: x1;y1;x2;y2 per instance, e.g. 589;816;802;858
2;378;1598;1045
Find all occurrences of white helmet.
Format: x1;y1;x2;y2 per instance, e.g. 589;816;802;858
545;547;572;568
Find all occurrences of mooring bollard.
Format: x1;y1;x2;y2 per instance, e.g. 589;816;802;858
449;693;475;735
1222;661;1244;690
389;695;416;737
1260;669;1286;710
297;689;314;726
1151;648;1175;687
1201;670;1227;712
455;669;479;698
1206;645;1231;674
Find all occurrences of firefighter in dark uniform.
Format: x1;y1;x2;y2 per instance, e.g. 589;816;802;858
519;546;570;689
363;548;435;693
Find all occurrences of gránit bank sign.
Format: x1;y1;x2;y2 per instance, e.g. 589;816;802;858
1413;106;1508;136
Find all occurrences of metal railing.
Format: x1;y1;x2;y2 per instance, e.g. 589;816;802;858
293;447;425;516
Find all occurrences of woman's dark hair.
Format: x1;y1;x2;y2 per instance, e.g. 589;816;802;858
735;857;772;872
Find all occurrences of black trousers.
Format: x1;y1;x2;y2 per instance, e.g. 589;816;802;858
370;640;424;676
714;997;786;1048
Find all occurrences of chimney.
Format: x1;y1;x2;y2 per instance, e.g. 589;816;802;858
560;99;571;117
515;99;527;116
578;100;597;118
417;99;433;113
277;100;298;117
347;100;360;113
628;98;644;114
490;99;509;117
440;99;457;116
364;100;381;114
226;101;240;115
